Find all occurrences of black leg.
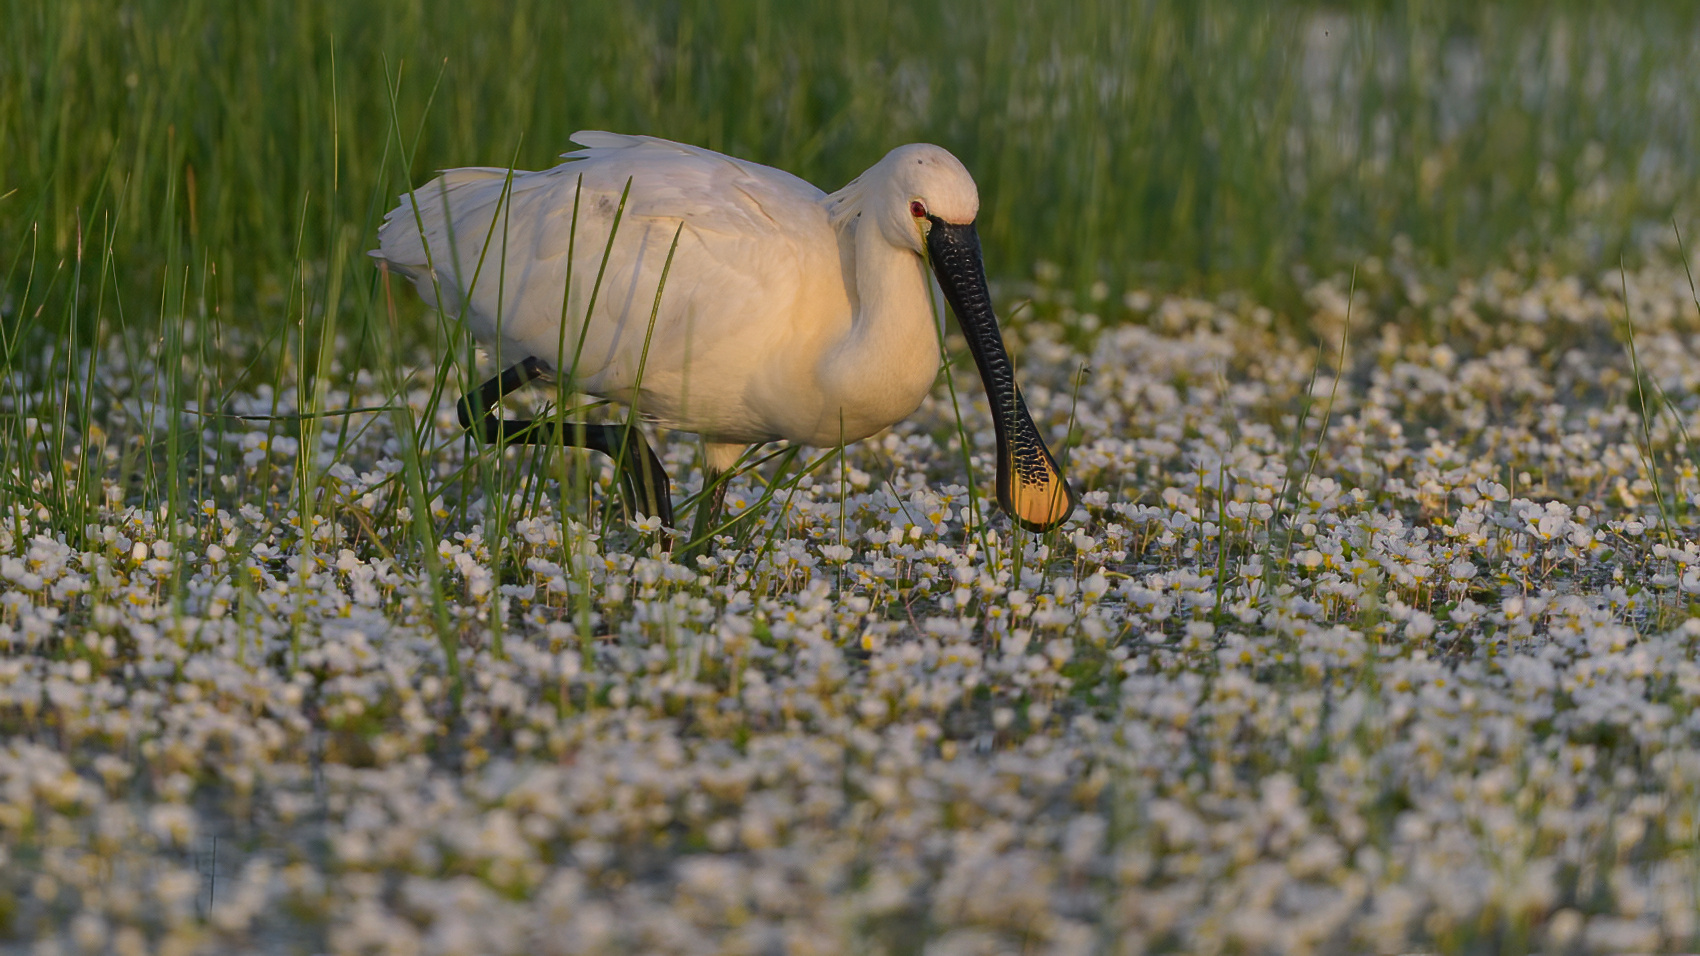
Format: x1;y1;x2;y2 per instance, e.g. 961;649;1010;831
580;425;674;530
458;359;675;529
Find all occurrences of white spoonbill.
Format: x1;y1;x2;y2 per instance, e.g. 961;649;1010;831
373;131;1075;538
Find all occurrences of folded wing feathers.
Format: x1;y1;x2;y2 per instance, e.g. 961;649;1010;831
564;130;827;235
373;132;834;296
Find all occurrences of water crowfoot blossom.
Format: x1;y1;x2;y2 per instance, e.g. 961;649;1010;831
6;256;1700;952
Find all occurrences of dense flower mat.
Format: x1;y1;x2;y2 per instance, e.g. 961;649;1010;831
6;257;1700;954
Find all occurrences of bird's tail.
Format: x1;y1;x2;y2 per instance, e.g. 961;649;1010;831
370;167;513;298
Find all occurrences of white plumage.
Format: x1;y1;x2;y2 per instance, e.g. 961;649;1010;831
375;131;1074;533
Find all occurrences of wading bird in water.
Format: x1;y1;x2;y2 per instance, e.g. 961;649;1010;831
374;132;1075;545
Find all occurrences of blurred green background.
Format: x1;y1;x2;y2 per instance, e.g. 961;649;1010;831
5;0;1700;342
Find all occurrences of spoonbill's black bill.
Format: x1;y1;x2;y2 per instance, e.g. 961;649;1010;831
373;132;1076;541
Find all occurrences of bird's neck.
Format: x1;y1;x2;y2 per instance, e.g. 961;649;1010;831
816;217;941;438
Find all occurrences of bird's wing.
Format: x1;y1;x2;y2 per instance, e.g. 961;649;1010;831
561;131;829;242
374;133;833;300
373;133;850;439
537;132;846;429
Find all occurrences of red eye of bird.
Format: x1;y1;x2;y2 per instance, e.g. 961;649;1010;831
910;200;927;219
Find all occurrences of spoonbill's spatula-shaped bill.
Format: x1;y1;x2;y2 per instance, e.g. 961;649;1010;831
926;218;1076;531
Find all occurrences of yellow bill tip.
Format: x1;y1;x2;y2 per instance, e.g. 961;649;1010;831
1000;452;1076;532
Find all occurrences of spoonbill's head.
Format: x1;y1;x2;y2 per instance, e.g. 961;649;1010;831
867;144;980;252
871;144;1077;532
